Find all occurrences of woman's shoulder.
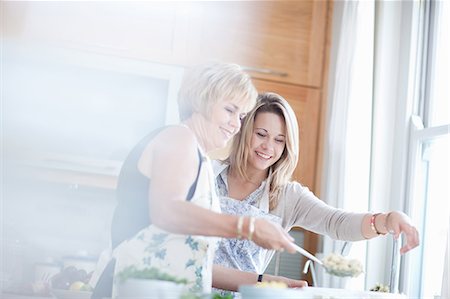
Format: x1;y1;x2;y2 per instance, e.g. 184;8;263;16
273;181;321;221
279;181;318;205
282;180;310;195
138;125;199;176
152;125;198;152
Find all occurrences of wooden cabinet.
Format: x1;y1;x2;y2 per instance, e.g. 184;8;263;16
7;1;328;88
252;79;321;190
179;1;328;87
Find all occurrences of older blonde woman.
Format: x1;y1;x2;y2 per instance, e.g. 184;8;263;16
211;92;420;291
92;64;299;298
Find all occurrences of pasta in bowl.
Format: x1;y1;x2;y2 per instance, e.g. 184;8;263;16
322;253;363;277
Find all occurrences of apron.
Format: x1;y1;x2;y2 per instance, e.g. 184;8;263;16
213;166;282;274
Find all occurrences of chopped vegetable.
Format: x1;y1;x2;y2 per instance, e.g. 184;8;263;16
117;266;189;284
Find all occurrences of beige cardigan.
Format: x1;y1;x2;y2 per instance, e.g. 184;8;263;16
213;161;368;241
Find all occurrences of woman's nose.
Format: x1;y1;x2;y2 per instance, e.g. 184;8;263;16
230;114;241;129
261;139;273;150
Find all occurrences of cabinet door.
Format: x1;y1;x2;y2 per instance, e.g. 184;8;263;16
4;2;184;63
182;1;328;87
252;79;321;191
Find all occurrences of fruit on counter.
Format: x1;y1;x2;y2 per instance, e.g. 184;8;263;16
80;283;94;291
69;280;94;291
69;281;85;291
51;266;94;291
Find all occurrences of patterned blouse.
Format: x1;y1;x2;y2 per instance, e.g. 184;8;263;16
214;167;281;274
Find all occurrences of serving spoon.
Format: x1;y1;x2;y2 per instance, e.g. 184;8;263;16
292;243;363;277
291;243;324;266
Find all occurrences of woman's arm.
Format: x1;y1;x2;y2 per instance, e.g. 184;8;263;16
146;127;296;252
279;183;368;240
282;183;419;254
361;212;419;254
212;265;307;291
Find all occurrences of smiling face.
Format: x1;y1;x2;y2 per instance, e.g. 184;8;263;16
205;99;248;150
248;111;287;173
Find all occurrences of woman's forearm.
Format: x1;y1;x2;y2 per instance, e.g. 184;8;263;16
151;200;238;238
212;265;308;291
212;265;260;291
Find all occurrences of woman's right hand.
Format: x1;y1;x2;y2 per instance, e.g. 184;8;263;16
251;218;296;253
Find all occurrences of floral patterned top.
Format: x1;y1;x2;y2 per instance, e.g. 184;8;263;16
111;150;220;297
213;165;281;274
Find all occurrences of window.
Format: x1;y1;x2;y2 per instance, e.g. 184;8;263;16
403;1;450;298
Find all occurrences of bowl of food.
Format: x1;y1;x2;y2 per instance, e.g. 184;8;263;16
239;281;303;299
322;253;363;277
116;266;188;299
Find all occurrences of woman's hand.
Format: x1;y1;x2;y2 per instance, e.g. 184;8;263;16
251;219;297;253
262;274;308;288
386;211;420;254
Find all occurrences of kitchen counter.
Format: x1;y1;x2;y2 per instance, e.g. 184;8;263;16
1;292;54;299
238;286;407;299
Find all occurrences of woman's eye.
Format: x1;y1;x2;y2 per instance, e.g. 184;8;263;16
225;107;234;113
256;132;266;137
275;139;285;143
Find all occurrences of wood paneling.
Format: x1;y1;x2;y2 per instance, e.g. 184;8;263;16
180;1;328;87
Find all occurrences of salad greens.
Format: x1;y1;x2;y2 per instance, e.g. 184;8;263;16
117;266;189;284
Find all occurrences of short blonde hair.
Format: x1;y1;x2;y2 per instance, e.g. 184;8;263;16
178;62;257;121
228;92;299;210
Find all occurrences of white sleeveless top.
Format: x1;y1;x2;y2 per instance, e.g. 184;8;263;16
111;144;220;296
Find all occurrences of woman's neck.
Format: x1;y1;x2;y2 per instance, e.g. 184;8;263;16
229;165;268;187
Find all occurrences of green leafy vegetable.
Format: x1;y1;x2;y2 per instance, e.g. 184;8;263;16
212;293;233;299
117;266;189;284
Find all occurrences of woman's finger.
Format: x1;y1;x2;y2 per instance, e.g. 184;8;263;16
399;225;420;254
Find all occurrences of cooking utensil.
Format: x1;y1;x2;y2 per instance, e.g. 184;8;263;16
389;236;401;293
340;241;352;256
302;260;318;286
291;243;324;265
293;243;363;277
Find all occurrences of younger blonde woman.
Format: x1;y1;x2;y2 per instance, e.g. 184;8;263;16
212;92;419;291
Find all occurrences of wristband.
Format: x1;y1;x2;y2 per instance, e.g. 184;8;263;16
257;274;263;283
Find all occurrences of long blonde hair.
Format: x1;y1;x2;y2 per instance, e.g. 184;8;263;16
228;92;299;210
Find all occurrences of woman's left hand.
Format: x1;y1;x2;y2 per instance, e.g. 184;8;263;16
385;211;420;254
262;274;308;288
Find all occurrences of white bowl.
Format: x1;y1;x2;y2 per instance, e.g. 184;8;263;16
239;286;407;299
239;285;300;299
116;278;187;299
51;288;93;299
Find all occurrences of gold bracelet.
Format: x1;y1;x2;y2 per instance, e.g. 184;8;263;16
237;216;244;239
248;217;256;241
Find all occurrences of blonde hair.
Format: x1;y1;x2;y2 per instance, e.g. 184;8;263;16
228;92;299;210
178;62;257;121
